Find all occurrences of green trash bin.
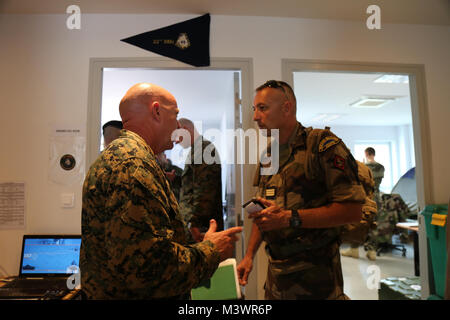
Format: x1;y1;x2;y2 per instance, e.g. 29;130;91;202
420;204;448;299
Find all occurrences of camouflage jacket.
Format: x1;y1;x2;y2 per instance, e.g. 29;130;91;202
366;161;385;193
179;136;224;232
158;159;183;202
254;122;365;260
80;130;220;299
368;193;411;245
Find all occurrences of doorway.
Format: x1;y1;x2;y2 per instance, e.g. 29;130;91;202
282;59;431;299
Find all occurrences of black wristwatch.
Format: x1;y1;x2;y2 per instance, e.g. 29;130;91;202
289;209;302;228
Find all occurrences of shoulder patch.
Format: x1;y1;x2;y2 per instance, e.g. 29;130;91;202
318;136;340;152
333;155;345;170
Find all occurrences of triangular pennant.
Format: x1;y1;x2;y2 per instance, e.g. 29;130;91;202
121;14;210;67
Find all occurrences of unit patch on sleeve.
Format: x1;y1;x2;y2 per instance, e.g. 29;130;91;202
318;136;340;152
333;155;346;171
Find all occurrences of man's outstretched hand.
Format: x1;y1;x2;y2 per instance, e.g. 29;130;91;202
203;219;243;262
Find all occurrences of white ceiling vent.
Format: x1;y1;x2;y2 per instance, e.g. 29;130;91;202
374;75;409;84
350;97;397;109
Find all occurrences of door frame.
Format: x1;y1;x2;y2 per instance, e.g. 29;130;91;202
86;57;259;298
282;58;432;299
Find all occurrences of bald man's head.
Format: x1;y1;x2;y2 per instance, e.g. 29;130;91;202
118;83;180;153
178;118;194;130
178;118;198;148
119;83;174;123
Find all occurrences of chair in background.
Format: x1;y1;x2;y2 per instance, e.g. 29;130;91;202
373;193;411;257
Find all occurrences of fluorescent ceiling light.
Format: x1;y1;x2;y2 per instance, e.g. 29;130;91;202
374;75;409;84
350;97;396;109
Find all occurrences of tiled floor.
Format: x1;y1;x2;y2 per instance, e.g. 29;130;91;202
341;241;417;300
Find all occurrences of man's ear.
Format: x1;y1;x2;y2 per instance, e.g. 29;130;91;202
282;100;292;114
151;101;161;122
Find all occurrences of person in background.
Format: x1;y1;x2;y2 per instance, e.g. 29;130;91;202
177;118;224;243
156;152;183;202
102;120;123;147
364;147;385;202
361;147;385;260
80;83;242;299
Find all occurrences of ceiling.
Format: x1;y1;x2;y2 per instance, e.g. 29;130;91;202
294;72;413;127
102;69;413;129
1;0;449;26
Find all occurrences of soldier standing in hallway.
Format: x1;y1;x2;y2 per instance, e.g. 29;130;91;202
237;80;365;300
362;147;386;260
177;118;224;243
364;147;385;204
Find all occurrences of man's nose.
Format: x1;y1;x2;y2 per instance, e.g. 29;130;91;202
253;109;259;122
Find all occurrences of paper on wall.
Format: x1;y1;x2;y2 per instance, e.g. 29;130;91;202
0;182;25;229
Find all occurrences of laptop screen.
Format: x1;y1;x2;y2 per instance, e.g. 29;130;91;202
19;235;81;276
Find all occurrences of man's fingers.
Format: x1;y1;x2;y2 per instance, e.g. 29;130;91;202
257;197;275;207
248;212;259;219
222;227;243;236
205;219;217;235
242;270;249;285
238;263;250;286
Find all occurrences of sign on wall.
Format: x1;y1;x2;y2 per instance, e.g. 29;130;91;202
48;125;86;186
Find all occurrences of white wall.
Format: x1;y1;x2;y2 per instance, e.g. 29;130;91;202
0;13;449;299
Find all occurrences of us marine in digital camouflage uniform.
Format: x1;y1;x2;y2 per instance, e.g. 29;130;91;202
237;80;365;300
178;118;224;242
156;152;183;202
80;83;242;299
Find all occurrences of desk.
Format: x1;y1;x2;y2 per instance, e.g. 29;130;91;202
396;221;419;276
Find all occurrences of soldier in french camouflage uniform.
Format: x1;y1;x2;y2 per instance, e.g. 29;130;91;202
340;161;377;259
178;118;224;242
364;147;385;204
363;147;387;259
80;83;242;299
237;80;365;300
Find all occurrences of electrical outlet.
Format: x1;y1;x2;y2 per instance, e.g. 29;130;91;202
61;193;74;208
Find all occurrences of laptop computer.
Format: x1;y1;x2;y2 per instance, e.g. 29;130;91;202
0;235;81;299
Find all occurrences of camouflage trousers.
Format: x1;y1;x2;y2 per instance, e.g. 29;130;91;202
264;241;349;300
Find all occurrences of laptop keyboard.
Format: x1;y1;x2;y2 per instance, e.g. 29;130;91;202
1;278;68;289
0;287;68;299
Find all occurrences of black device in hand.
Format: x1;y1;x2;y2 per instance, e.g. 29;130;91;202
242;198;266;214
